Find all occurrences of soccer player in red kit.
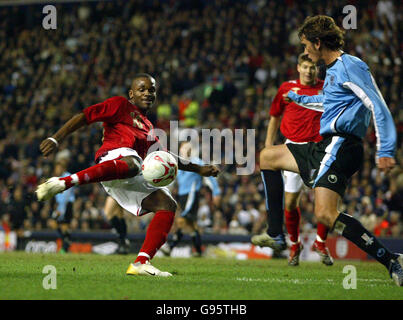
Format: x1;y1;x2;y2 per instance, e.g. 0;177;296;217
36;74;219;277
252;54;333;266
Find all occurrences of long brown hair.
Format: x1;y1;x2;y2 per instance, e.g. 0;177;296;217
298;15;345;51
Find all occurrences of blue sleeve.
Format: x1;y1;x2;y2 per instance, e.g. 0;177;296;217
192;157;204;166
287;91;324;112
55;193;67;214
197;157;220;195
343;69;396;158
207;176;221;196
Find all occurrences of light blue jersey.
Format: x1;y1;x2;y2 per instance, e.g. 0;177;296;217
177;157;221;197
288;53;396;159
55;171;75;215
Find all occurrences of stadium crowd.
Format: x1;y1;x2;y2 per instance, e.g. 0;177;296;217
0;0;402;245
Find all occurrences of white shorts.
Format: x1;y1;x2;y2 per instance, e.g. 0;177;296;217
283;139;305;193
99;148;171;216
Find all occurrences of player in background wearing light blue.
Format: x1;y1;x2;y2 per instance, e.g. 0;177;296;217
51;158;75;253
260;15;402;286
104;196;130;254
162;141;221;257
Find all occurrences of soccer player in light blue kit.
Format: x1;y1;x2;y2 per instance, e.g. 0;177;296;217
259;15;402;286
162;141;221;257
52;158;75;253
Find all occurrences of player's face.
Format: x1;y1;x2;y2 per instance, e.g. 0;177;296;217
129;77;157;111
297;61;317;85
300;35;321;63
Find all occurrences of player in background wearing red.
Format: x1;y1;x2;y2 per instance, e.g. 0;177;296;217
36;74;219;277
252;54;333;266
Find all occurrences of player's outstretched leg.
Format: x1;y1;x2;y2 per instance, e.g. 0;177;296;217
333;212;403;286
251;169;286;251
36;156;139;201
316;187;403;286
126;190;176;277
311;223;334;266
252;145;299;252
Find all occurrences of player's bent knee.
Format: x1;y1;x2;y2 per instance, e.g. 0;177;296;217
284;194;299;211
285;201;298;211
104;210;114;220
166;197;177;212
259;148;277;170
314;210;336;229
176;217;186;228
142;190;177;213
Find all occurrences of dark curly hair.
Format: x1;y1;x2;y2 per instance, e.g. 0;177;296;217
298;15;345;51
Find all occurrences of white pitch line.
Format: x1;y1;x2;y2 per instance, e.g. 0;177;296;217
235;277;391;285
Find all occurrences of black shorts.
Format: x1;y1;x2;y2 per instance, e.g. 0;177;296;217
178;191;200;222
57;202;73;224
287;134;363;197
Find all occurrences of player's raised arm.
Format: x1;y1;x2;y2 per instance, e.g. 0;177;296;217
170;152;219;177
342;66;397;173
40;112;87;157
264;115;281;147
287;91;324;112
265;84;287;147
40;97;124;157
178;160;220;177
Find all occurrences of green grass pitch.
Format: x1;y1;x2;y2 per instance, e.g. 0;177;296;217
0;252;400;300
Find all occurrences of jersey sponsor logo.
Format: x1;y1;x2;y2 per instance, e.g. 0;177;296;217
328;174;338;183
291;87;301;93
130;112;144;129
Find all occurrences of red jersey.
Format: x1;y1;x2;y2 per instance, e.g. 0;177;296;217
83;96;159;161
270;79;324;142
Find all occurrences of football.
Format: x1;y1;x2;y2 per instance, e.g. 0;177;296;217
142;151;178;187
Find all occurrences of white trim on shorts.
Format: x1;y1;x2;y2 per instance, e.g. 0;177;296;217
99;148;172;216
283;139;305;193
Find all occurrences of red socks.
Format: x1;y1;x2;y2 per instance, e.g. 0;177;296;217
135;210;175;264
285;207;330;244
60;159;130;188
316;222;329;242
285;208;301;243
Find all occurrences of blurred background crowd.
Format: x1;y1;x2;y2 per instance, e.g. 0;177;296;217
0;0;402;244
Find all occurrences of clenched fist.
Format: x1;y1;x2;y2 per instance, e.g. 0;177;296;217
40;138;59;157
376;157;395;174
198;165;220;177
